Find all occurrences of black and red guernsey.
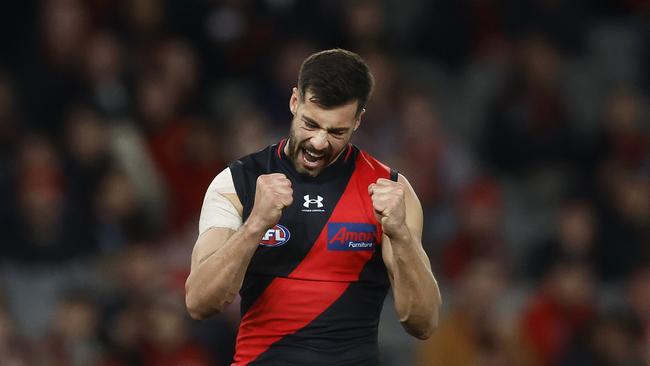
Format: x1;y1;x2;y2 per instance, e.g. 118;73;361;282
228;139;398;366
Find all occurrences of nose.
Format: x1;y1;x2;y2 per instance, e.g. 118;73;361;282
310;130;328;151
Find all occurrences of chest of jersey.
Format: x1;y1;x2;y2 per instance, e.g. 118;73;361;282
249;175;382;282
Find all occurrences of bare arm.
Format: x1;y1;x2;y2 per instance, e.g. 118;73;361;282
370;174;441;339
185;174;293;320
185;215;266;319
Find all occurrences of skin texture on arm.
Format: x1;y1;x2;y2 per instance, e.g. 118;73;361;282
371;174;442;339
185;220;259;319
185;174;293;320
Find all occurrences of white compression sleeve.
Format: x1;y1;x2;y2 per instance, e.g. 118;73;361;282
198;167;242;235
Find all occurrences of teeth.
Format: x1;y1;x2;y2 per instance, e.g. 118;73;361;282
305;149;324;158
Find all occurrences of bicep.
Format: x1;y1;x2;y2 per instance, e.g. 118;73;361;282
191;227;236;270
193;168;244;269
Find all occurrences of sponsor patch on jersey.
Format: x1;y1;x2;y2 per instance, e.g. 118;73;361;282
259;224;291;247
327;222;377;251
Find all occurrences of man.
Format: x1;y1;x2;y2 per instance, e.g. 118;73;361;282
185;49;441;365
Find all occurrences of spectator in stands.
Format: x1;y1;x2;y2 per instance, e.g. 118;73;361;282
480;33;575;175
625;264;650;364
8;134;93;262
520;259;596;366
526;198;598;280
0;298;32;365
442;177;506;281
39;291;103;366
560;313;646;366
418;257;536;366
81;31;129;118
140;294;212;366
596;170;650;280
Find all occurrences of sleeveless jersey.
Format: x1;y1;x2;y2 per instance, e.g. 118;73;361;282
228;140;398;366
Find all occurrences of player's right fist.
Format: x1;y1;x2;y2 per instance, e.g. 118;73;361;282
249;173;293;230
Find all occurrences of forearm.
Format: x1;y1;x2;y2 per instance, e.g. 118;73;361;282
185;218;267;319
387;227;441;339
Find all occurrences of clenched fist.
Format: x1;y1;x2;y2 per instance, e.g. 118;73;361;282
249;173;293;231
368;178;407;238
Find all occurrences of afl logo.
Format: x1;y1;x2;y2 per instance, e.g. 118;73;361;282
259;224;291;247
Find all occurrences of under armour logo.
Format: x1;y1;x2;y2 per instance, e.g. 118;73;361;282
303;195;324;208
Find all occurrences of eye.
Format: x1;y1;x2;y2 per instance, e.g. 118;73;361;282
303;120;318;130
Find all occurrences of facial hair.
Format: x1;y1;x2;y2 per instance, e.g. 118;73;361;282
287;124;339;177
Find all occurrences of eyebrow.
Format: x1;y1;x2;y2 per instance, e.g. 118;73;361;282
302;116;350;134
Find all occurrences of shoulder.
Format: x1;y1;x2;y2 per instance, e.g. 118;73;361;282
203;167;241;211
229;143;280;173
355;146;398;181
397;173;418;202
207;167;235;194
200;167;243;234
228;143;277;192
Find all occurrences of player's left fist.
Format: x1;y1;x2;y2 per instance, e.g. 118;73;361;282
368;178;407;238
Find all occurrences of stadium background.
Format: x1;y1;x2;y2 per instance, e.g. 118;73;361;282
0;0;649;365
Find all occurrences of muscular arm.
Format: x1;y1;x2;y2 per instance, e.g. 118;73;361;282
375;175;442;339
185;205;267;319
185;173;293;320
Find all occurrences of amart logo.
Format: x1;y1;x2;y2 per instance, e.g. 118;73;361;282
327;223;377;251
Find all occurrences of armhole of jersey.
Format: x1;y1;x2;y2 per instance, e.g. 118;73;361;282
390;168;398;182
229;161;254;221
229;162;246;215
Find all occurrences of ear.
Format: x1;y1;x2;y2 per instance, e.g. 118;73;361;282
354;108;366;131
289;87;299;115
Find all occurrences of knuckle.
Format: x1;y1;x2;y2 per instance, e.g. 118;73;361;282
257;175;270;184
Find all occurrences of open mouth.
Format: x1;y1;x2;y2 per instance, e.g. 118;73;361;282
301;148;326;169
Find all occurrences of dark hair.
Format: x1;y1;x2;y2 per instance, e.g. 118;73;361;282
297;48;374;117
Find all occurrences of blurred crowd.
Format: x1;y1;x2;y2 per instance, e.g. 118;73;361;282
0;0;649;365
